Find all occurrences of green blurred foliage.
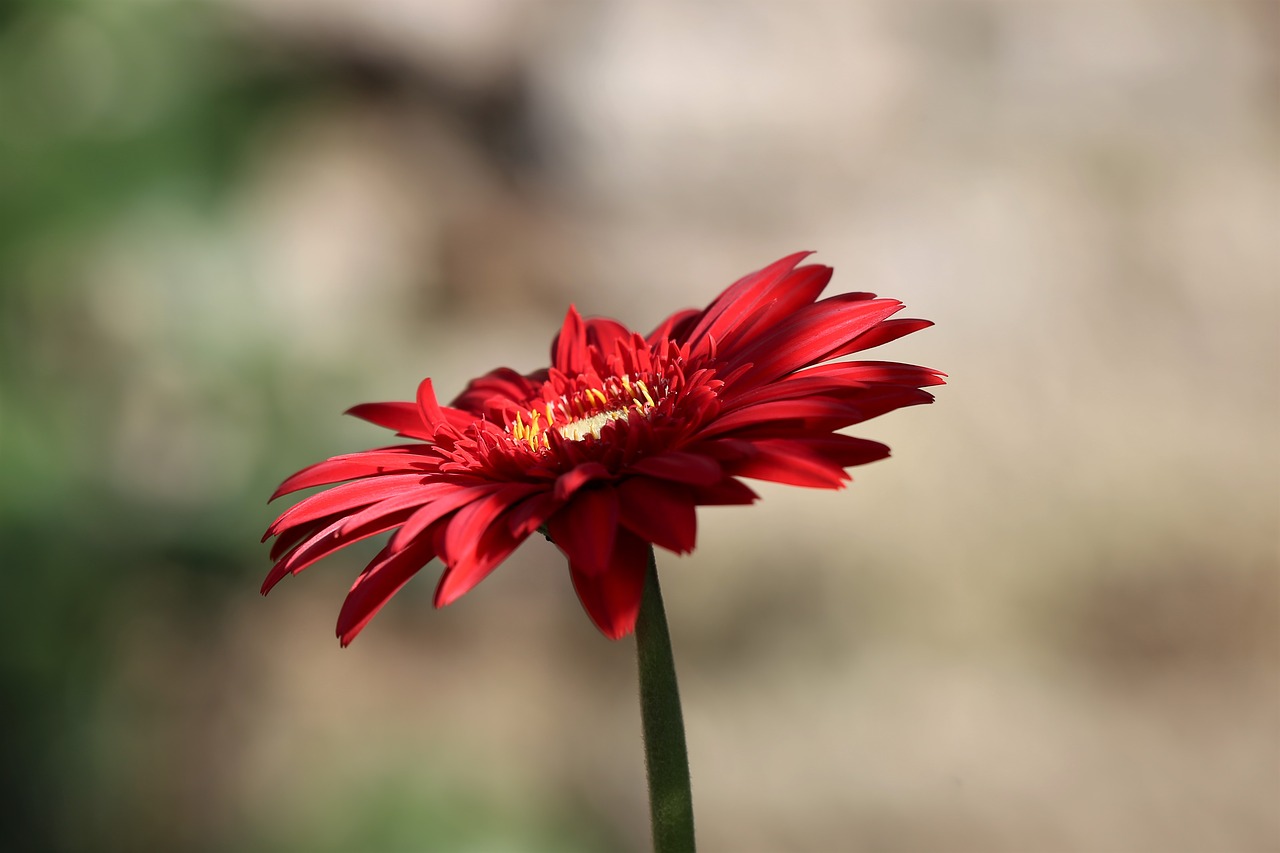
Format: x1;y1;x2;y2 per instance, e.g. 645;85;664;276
0;4;557;851
0;0;303;259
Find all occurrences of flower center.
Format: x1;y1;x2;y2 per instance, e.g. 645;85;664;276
509;375;659;450
557;406;633;442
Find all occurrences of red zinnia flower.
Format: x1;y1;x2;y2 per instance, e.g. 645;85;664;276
263;253;943;643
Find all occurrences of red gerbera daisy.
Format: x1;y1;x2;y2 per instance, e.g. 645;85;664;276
263;252;943;643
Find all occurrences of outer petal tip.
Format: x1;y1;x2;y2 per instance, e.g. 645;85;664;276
568;529;648;639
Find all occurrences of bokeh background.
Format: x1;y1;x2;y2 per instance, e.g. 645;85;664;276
2;1;1277;851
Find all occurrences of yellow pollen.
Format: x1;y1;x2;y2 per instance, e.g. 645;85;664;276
556;408;631;442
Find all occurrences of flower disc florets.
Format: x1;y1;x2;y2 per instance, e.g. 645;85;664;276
263;252;944;643
515;373;657;447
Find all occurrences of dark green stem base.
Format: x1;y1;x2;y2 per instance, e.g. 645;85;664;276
635;547;696;853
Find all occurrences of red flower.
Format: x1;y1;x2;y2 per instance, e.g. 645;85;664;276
263;253;943;643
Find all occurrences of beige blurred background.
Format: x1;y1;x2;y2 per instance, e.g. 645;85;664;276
1;1;1276;851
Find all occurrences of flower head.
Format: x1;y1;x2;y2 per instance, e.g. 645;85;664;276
263;253;944;642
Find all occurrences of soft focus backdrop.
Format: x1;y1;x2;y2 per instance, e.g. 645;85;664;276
2;1;1276;851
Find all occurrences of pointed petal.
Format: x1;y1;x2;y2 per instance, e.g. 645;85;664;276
336;536;438;646
552;305;588;374
826;318;935;358
688;477;759;506
262;504;416;594
334;481;459;536
697;399;859;438
553;462;612;501
450;367;541;417
266;473;432;538
711;439;852;489
584;317;633;355
630;451;722;485
434;491;530;607
786;360;947;389
617;477;697;554
270;447;437;501
441;485;536;569
506;490;561;537
725;363;943;410
718;264;836;349
547;487;619;575
647;307;701;346
729;296;904;387
681;252;814;358
840;386;937;425
345;402;435;440
267;514;333;559
568;528;648;640
416;378;451;433
391;483;505;551
718;432;891;468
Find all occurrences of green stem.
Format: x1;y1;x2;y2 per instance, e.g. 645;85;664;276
635;546;696;853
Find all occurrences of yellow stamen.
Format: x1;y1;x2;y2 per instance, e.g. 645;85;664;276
635;379;656;408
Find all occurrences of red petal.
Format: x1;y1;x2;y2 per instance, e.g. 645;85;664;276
786;360;946;389
725;365;942;411
722;432;891;468
547;487;619;575
416;378;449;433
336;537;437;646
552;305;588;374
712;439;852;489
440;485;534;568
266;473;431;538
569;528;649;640
617;477;697;554
826;318;935;358
584;317;633;356
506;490;561;537
730;296;904;387
345;402;434;440
717;264;836;349
840;386;937;425
725;376;862;410
647;307;701;346
681;252;813;358
262;504;416;594
554;461;612;501
270;447;436;501
391;483;506;551
333;481;458;535
698;399;858;438
434;490;529;607
450;367;540;417
630;452;722;485
267;514;334;558
688;477;759;505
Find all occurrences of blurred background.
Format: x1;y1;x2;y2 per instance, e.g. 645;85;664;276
2;1;1276;851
